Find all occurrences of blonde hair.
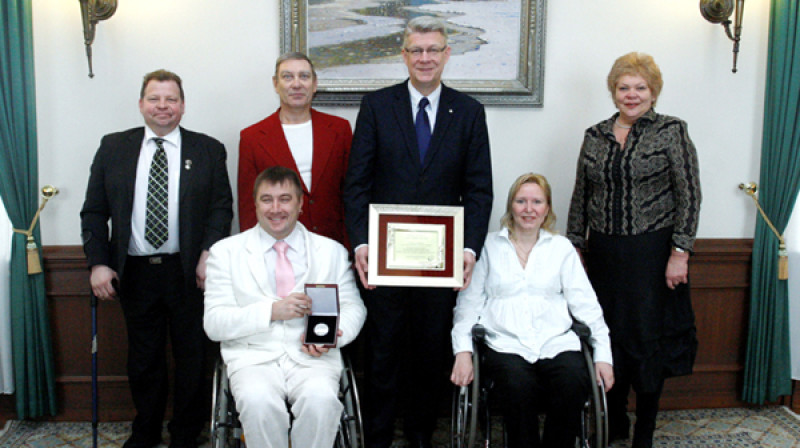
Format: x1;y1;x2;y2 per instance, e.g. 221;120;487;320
500;173;556;236
607;52;663;106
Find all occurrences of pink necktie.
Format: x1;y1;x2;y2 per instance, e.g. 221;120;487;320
274;241;294;298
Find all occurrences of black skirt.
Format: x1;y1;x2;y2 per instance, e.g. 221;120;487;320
586;227;697;393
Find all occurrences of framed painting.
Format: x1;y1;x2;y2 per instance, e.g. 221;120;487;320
280;0;546;107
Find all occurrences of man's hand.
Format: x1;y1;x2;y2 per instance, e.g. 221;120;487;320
595;362;615;392
354;245;375;290
196;250;210;290
301;330;343;357
450;351;474;386
271;292;312;321
90;265;119;300
665;250;689;290
456;251;476;291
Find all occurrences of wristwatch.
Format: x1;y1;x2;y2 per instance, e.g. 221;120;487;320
672;246;687;253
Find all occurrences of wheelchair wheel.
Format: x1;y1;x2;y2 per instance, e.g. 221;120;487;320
451;349;480;448
336;356;364;448
210;358;243;448
580;343;608;448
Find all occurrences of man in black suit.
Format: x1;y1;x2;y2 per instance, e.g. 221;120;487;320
343;16;493;448
80;69;233;448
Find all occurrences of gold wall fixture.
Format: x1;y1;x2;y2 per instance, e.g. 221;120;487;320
739;182;788;280
11;186;60;275
79;0;117;78
700;0;745;73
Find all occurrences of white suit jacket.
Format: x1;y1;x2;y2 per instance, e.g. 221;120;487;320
203;223;366;376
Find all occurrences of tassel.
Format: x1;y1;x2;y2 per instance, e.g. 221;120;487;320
26;234;42;275
778;243;788;280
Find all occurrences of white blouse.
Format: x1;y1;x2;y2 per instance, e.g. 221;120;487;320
452;228;612;365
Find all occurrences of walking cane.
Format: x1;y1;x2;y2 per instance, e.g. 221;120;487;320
91;290;99;448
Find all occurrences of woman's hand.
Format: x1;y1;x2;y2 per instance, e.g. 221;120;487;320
450;352;474;387
665;249;690;290
595;362;615;392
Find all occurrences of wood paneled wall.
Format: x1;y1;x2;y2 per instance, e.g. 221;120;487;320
661;239;753;409
1;240;796;421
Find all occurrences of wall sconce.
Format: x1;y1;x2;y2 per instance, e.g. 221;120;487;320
700;0;745;73
79;0;117;78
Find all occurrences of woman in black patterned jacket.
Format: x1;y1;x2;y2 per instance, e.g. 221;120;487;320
566;52;701;448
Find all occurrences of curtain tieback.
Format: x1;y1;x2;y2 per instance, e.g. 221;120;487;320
741;186;788;280
11;191;57;275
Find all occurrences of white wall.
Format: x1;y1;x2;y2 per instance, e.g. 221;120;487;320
31;0;771;245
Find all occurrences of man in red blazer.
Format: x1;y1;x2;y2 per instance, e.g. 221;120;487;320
238;52;351;247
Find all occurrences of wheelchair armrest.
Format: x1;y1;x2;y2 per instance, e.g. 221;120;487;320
471;324;488;344
571;320;591;341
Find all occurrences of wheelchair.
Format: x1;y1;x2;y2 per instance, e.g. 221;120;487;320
451;322;608;448
210;353;364;448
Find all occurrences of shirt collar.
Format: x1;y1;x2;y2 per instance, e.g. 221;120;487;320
408;81;442;112
258;222;304;253
144;126;181;149
499;227;554;244
603;108;658;134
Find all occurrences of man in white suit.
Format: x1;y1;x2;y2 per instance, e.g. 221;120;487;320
204;166;366;448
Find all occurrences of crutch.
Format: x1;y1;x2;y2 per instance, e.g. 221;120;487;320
91;290;99;448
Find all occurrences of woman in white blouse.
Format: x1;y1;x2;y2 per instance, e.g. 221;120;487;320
450;173;615;448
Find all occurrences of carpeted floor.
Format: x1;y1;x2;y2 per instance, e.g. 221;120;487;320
0;406;798;447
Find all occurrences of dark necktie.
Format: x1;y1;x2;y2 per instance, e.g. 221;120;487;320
145;138;169;249
415;97;431;162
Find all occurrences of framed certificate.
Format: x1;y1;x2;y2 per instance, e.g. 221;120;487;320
303;284;339;347
368;204;464;287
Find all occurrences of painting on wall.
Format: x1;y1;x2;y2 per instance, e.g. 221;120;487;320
280;0;546;107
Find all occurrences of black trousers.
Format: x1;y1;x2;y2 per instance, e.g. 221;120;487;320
483;348;590;448
606;347;664;448
120;254;207;444
361;286;456;448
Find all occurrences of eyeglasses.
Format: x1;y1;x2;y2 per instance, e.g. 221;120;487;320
404;46;447;57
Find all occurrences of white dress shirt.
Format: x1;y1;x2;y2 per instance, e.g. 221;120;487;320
128;126;181;255
408;82;442;132
452;228;612;365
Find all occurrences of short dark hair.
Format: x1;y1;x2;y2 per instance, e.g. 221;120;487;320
140;69;184;101
274;52;317;80
252;166;303;200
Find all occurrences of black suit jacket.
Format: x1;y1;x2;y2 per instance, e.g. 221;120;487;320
344;80;493;255
80;126;233;288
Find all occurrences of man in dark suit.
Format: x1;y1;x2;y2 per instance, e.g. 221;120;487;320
343;16;493;448
238;52;351;246
80;69;233;448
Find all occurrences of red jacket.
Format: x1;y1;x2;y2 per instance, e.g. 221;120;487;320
238;108;352;248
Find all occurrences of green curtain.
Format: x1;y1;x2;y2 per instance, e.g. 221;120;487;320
742;0;800;404
0;1;57;417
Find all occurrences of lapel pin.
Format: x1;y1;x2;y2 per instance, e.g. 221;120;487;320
449;109;453;114
184;159;192;170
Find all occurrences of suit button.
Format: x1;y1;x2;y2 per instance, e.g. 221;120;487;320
420;176;426;184
309;199;315;204
313;226;318;230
